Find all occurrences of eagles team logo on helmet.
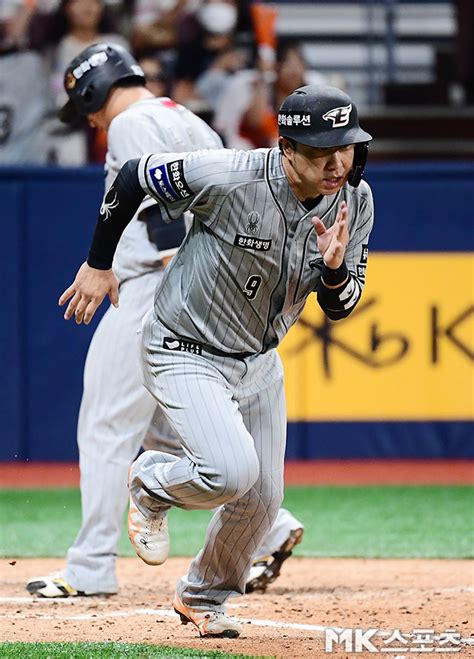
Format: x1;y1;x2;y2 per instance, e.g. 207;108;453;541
59;43;145;123
322;104;352;128
278;85;373;187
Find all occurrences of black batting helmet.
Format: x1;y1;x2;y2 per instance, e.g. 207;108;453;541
278;85;372;187
59;43;145;123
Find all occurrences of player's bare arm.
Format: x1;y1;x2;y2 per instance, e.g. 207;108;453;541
59;158;146;324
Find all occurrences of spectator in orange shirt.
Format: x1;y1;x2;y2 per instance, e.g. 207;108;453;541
214;42;328;149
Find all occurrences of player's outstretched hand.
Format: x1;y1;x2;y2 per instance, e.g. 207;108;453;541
59;261;119;325
312;200;349;269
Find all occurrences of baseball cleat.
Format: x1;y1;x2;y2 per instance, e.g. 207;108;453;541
128;496;169;565
26;575;83;598
245;527;304;593
173;593;242;638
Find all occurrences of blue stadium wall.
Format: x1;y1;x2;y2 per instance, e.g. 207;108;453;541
0;163;472;461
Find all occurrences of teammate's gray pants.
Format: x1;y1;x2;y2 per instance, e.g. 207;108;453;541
64;273;300;595
130;313;287;609
64;272;162;593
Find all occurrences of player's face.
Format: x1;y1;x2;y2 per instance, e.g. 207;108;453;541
289;142;355;198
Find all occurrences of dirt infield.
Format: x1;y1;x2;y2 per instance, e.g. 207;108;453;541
1;558;473;658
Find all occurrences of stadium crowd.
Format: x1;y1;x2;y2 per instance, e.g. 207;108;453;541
1;0;471;165
0;0;341;164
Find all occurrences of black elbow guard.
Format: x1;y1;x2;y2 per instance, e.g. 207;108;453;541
317;264;362;320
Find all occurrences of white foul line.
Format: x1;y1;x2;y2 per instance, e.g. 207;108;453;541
0;604;328;631
0;600;473;646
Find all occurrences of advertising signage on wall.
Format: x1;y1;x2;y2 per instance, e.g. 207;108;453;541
280;253;473;421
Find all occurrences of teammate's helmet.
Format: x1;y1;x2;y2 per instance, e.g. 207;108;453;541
278;85;372;187
59;43;145;123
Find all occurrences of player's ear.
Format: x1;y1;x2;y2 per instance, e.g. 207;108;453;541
279;137;295;159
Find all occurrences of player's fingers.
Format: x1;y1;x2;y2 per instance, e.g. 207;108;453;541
63;292;81;320
74;296;91;325
335;201;347;224
58;284;77;307
83;299;101;325
342;204;349;224
335;218;346;239
311;217;326;236
109;281;120;309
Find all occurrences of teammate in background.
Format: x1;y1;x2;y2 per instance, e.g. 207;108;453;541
26;43;303;601
58;83;374;637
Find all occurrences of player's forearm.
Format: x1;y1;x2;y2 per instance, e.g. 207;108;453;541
87;158;145;270
317;261;362;320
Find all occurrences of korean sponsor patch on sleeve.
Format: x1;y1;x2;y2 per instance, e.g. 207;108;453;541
148;160;193;204
360;243;369;264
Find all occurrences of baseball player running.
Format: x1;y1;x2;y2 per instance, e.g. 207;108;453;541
59;82;374;638
26;44;303;600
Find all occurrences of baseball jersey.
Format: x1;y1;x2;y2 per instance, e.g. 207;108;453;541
105;97;223;283
137;147;374;354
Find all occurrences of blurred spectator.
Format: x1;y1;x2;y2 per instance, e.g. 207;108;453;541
131;0;197;58
44;0;128;164
138;54;169;97
194;46;247;111
172;0;246;111
49;0;128;106
213;41;327;150
0;0;54;163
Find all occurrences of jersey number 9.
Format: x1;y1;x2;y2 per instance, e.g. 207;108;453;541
243;275;262;300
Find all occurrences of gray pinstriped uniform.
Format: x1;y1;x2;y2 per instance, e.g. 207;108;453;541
129;146;374;609
64;101;301;595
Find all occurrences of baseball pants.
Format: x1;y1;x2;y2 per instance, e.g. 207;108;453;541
130;313;287;609
64;274;299;595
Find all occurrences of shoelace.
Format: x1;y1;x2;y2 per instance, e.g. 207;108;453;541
201;611;228;624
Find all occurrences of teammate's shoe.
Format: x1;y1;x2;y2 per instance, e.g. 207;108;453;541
245;527;304;593
173;593;242;638
25;575;109;598
128;496;169;565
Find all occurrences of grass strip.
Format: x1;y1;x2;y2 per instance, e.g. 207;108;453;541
0;642;268;658
1;486;472;559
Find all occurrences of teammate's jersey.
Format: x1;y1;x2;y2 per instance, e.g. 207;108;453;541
137;147;374;354
105;97;222;283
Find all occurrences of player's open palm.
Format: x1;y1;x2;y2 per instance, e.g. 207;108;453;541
312;200;349;269
59;261;119;325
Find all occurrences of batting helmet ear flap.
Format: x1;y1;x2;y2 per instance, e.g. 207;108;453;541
348;142;369;187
